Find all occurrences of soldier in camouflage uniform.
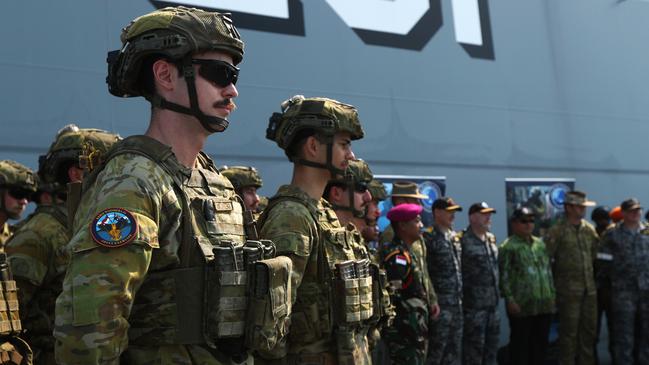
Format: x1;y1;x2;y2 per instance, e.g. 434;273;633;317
381;203;431;365
544;191;598;365
325;160;395;364
0;161;37;249
380;181;439;320
499;207;555;365
363;179;387;264
52;7;275;364
257;95;373;365
599;198;649;364
460;202;499;365
426;197;463;365
5;125;119;364
221;166;263;212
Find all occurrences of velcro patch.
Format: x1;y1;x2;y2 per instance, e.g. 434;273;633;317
395;255;407;266
90;208;138;248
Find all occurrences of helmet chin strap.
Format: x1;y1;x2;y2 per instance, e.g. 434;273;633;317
146;56;229;133
291;138;346;177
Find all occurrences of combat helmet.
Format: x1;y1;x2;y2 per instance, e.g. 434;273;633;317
107;6;244;133
0;160;37;216
220;165;263;191
368;179;387;202
327;159;373;218
38;124;121;194
266;95;364;176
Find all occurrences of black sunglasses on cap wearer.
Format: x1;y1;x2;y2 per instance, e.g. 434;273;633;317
517;218;534;224
354;182;369;193
7;188;32;200
191;59;239;87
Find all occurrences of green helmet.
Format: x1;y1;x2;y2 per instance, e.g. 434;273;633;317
107;6;244;133
220;165;263;191
327;159;373;218
368;179;387;201
266;95;364;175
0;161;37;193
38;125;121;192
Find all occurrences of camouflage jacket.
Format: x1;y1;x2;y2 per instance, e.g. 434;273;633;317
459;228;499;309
499;234;555;316
381;238;427;302
424;226;462;306
5;204;69;352
544;218;598;295
257;184;371;363
600;223;649;291
381;226;437;307
54;136;247;365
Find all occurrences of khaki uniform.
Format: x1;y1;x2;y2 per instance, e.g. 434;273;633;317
257;185;373;364
545;218;598;365
54;136;255;364
5;205;68;364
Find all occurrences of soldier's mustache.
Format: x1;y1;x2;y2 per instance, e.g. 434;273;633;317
214;99;236;111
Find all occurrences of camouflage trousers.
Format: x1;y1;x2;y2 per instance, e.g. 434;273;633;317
383;297;429;365
426;302;462;365
462;307;499;365
610;289;649;365
556;291;597;365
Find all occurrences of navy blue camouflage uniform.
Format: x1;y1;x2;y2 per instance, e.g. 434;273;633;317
425;227;463;365
459;228;500;365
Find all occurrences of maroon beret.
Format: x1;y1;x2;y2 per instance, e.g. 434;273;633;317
387;203;422;222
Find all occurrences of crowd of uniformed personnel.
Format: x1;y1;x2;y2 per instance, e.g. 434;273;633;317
0;5;647;365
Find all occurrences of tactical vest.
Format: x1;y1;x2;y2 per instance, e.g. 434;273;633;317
258;191;378;365
79;136;289;356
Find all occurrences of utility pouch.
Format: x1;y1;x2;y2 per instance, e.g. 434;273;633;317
334;261;361;325
355;260;373;322
205;242;247;345
245;256;292;352
0;254;20;336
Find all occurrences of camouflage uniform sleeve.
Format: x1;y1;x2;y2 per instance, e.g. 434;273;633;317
498;241;516;303
259;200;317;304
53;155;167;365
543;224;560;260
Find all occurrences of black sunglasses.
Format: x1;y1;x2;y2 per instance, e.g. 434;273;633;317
354;182;369;193
518;219;535;224
7;188;32;200
191;59;239;87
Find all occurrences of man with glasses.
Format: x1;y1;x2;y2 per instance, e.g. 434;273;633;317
499;207;555;365
544;191;599;365
5;125;119;364
0;160;37;249
427;197;464;365
600;198;649;364
53;7;255;365
460;202;500;365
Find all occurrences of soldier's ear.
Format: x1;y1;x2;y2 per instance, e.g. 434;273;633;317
303;135;320;160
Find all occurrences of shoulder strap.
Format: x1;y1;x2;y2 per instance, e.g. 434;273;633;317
79;135;196;267
36;205;68;229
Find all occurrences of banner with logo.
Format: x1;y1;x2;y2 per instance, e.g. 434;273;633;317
505;178;575;237
374;175;446;232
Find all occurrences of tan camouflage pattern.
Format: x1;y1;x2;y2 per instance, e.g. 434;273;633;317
268;95;364;150
54;136;248;365
544;218;599;365
346;160;373;185
368;179;387;202
5;204;68;364
221;166;263;190
256;184;371;364
0;161;37;192
0;223;13;250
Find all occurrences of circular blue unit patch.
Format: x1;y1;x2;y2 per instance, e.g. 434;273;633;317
90;208;138;248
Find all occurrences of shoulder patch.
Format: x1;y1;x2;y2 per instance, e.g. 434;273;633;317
90;208;138;248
